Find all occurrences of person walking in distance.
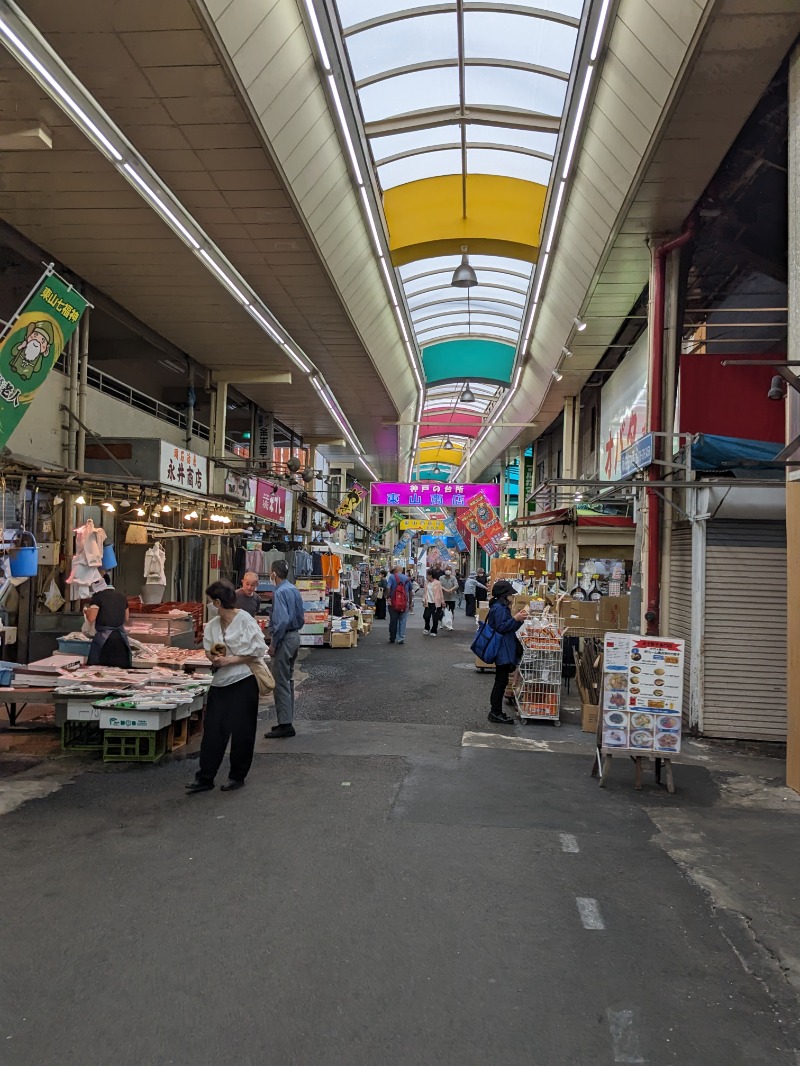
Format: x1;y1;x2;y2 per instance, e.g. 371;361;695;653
266;560;305;738
485;580;528;725
186;580;267;793
235;571;261;617
422;569;445;636
463;571;487;618
387;565;412;644
475;566;489;607
456;572;465;609
439;567;458;629
374;569;388;621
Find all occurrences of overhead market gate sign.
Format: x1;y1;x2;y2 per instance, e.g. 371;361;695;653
0;268;89;449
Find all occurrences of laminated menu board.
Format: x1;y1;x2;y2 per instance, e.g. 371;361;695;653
601;634;684;755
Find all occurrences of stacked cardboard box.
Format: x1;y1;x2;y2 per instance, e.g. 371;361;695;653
296;579;329;646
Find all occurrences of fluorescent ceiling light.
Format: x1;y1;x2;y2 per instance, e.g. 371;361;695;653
327;74;363;186
533;254;549;304
158;358;185;375
544;181;566;255
199;249;249;306
379;258;399;306
562;66;594;180
122;163;199;249
591;0;613;61
281;344;311;374
302;0;332;73
359;186;383;254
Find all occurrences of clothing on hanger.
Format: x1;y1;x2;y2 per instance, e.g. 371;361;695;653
144;542;167;585
66;518;107;599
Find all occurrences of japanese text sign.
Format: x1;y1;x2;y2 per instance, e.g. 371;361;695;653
255;479;288;526
159;442;208;495
0;270;88;449
370;482;501;509
399;519;445;532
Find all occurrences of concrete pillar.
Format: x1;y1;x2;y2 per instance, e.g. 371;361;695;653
786;45;800;792
211;380;228;460
563;398;580;583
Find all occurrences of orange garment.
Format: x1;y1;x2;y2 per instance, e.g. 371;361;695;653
321;553;341;590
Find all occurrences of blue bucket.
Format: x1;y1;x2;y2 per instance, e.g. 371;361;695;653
102;544;117;570
9;532;38;578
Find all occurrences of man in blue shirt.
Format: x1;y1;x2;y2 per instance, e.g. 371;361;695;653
386;566;413;645
266;559;306;738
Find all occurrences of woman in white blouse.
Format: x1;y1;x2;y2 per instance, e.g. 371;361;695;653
186;579;267;794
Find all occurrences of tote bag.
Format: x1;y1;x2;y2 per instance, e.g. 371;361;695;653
470;619;502;664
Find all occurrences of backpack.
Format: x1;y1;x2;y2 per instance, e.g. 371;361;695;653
390;577;408;612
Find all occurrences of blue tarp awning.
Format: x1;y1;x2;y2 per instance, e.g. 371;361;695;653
689;434;783;475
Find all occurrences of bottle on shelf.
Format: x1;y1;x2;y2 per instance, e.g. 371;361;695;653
570;572;587;600
588;574;603;601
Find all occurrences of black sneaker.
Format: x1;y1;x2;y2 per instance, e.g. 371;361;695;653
488;711;515;725
265;724;296;738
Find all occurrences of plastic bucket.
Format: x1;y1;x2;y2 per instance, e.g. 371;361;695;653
9;532;38;578
102;544;118;570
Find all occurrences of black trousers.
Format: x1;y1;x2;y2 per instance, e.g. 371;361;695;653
465;594;476;617
423;604;441;633
197;675;259;784
490;664;514;714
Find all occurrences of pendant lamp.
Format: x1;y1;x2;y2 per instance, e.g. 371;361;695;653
451;246;478;288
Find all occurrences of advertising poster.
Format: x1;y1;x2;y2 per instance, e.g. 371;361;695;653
602;634;684;755
462;492;504;554
444;514;468;552
329;482;366;530
599;331;648;481
0;270;89;448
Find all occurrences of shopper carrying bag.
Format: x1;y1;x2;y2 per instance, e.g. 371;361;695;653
472;580;529;725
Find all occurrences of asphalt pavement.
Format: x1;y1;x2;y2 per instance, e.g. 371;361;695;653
1;603;798;1065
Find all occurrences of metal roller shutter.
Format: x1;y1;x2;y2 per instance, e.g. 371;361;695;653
703;521;786;741
667;524;693;722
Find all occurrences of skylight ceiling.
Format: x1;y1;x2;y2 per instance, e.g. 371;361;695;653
330;0;586;470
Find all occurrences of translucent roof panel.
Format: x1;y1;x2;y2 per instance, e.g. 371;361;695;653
371;125;461;163
416;323;520;344
464;12;577;73
408;283;527;307
404;271;529;296
399;254;534;282
358;67;459;123
339;0;422;28
378;149;462;189
347;14;457;81
476;0;582;14
468;147;552;184
465;66;568;115
464;125;558;155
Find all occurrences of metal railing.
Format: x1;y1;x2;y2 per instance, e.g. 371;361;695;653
54;356;236;452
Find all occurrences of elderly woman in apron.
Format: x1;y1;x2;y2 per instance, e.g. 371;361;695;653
83;576;132;668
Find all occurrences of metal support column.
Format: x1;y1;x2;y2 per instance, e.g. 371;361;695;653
76;307;90;473
212;381;228;460
787;43;800;792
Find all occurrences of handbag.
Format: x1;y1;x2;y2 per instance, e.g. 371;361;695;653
248;657;276;696
471;619;502;664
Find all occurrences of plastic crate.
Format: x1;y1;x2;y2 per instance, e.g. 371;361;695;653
57;638;90;657
103;728;167;763
62;720;103;751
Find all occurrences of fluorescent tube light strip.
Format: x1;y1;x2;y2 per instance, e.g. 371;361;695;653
199;249;249;306
302;0;332;72
379;258;399;306
359;186;383;254
247;305;283;345
281;345;312;374
544;180;566;255
327;75;364;186
533;253;549;304
122;163;200;249
590;0;613;61
0;18;122;162
562;66;594;180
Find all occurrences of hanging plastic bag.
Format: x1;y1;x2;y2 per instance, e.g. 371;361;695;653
43;574;65;612
442;607;453;630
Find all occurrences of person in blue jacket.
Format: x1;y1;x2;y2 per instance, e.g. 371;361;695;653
485;580;529;725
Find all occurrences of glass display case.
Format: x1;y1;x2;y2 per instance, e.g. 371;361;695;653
127;613;196;649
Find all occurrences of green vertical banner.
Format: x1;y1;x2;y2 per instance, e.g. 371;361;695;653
0;271;88;448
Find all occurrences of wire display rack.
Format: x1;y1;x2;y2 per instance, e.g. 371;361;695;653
513;617;564;726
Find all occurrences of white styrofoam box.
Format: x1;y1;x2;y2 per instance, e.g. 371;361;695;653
172;703;192;720
100;710;172;731
298;635;324;646
65;700;101;722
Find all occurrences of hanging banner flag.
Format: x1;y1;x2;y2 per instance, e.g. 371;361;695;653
329;482;366;530
0;269;89;450
463;492;504;555
395;528;414;553
444;515;468;552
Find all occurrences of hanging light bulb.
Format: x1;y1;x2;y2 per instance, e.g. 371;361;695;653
184;512;194;521
451;246;478;288
75;493;86;505
444;437;454;450
433;464;441;476
460;384;475;404
104;501;116;513
135;506;145;517
161;500;172;513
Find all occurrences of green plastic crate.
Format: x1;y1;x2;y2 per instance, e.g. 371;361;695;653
62;720;103;751
102;728;167;763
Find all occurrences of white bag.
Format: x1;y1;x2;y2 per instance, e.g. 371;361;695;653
442;607;453;630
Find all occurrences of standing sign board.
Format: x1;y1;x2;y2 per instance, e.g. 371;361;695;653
602;634;684;755
0;269;89;449
159;442;208;495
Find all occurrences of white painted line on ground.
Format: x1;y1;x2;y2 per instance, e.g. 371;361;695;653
560;833;579;853
462;731;552;752
576;897;605;930
607;1008;645;1063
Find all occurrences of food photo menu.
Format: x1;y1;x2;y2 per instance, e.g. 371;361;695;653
601;635;685;755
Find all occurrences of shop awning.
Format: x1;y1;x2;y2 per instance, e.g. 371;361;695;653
513;508;570;527
577;514;634;528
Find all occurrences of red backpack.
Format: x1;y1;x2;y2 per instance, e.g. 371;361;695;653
390;576;408;612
